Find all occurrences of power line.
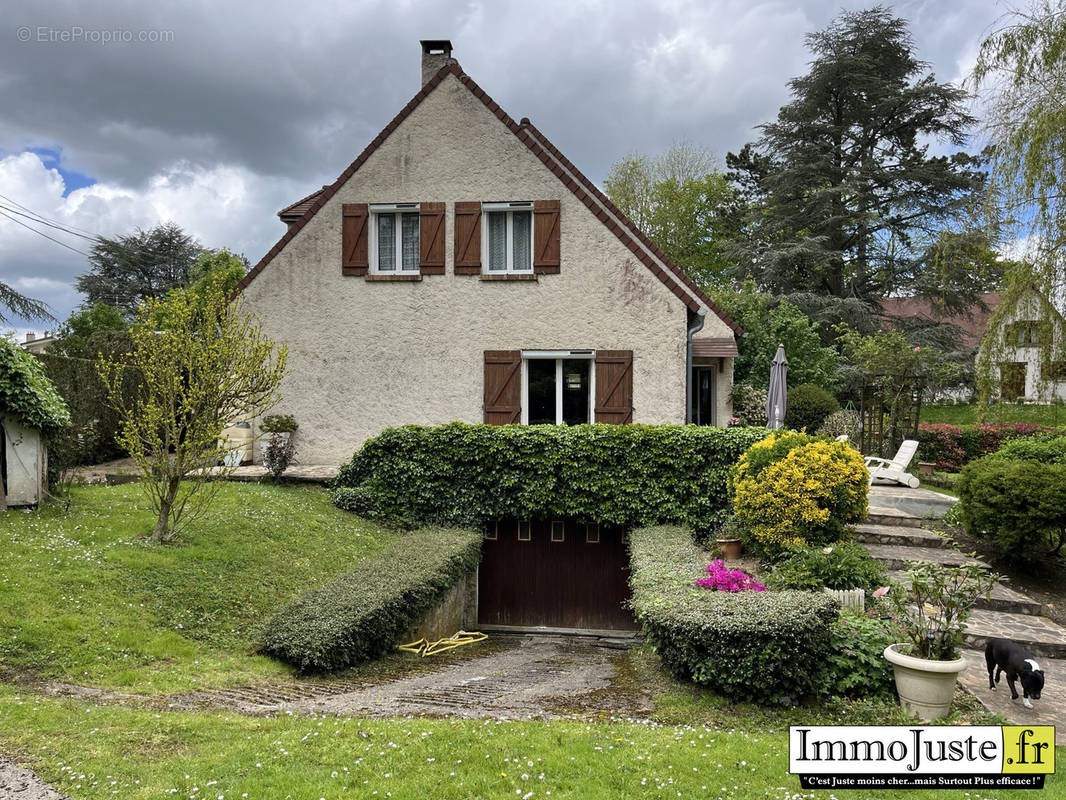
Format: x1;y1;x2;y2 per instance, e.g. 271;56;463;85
0;203;98;242
0;191;100;238
0;209;89;256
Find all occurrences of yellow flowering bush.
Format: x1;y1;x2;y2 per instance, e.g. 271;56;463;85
732;434;869;553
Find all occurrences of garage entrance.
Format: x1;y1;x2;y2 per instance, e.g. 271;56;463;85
477;519;637;631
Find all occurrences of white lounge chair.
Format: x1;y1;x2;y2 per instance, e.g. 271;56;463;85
865;439;921;488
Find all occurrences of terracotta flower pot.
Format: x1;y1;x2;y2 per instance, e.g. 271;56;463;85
716;537;743;560
884;643;967;720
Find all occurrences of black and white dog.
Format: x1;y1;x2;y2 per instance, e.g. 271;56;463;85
986;638;1045;709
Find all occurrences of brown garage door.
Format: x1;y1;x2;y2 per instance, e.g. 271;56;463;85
478;520;637;631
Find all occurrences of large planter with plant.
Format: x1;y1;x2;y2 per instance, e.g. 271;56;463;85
881;561;998;720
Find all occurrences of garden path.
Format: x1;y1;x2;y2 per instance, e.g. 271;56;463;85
0;756;69;800
39;634;648;721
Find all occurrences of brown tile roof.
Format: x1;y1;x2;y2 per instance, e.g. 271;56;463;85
876;293;1002;347
235;63;740;335
691;337;739;357
278;186;328;222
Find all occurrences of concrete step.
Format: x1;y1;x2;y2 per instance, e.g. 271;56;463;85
867;506;923;528
864;543;987;572
963;610;1066;659
854;523;953;549
887;571;1046;616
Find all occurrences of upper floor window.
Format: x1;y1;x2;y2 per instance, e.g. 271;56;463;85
1006;320;1044;347
484;202;533;274
370;203;420;273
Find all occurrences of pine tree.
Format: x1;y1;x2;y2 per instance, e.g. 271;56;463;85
729;6;986;304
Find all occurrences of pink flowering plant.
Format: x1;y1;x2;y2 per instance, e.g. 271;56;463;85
697;558;766;592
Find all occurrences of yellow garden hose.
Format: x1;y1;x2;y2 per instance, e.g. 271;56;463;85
398;630;488;657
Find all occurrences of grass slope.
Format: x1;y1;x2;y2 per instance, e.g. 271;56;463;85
0;483;395;693
2;687;1058;800
921;403;1066;426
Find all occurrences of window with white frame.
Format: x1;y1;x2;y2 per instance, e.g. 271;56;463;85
522;350;594;425
483;202;533;273
370;203;420;273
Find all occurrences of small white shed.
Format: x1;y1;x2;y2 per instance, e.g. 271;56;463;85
1;416;48;506
1;334;69;510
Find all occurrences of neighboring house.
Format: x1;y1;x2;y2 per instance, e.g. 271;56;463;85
20;331;56;356
238;41;740;466
877;294;1002;348
980;285;1066;402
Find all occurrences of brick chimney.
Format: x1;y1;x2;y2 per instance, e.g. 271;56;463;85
420;39;455;87
25;332;35;343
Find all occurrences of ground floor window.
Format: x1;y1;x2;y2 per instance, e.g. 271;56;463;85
523;351;593;425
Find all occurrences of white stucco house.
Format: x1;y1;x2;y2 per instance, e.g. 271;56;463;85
237;41;740;465
981;284;1066;402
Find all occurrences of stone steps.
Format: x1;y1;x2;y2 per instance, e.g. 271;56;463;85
962;610;1066;659
863;542;987;572
886;571;1046;615
854;522;953;549
867;506;924;528
957;650;1065;741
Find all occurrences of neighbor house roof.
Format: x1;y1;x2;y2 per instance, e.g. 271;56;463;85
877;293;1002;347
239;62;740;335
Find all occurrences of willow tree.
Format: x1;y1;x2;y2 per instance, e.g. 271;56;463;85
973;0;1066;273
101;276;287;542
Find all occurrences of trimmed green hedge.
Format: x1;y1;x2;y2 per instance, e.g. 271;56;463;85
333;423;770;530
628;526;839;705
916;422;1058;471
957;456;1066;562
260;528;481;671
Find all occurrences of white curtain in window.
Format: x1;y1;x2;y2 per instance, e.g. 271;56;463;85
512;211;531;272
487;212;507;271
377;214;395;271
401;212;420;271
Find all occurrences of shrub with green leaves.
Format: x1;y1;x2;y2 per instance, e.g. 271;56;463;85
261;528;481;671
333;423;769;530
731;433;869;554
993;434;1066;464
628;525;839;705
957;456;1066;562
766;542;887;595
784;383;839;432
817;409;862;442
0;335;70;434
820;613;899;699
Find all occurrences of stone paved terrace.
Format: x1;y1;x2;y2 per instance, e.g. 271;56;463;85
868;483;955;519
957;651;1066;745
208;463;338;483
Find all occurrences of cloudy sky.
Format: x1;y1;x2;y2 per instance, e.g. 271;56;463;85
0;0;1010;334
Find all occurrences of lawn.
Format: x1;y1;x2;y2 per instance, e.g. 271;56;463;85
2;482;1058;799
0;482;396;693
2;685;1057;800
921;402;1066;426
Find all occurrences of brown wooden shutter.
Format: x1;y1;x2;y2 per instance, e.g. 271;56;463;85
454;202;482;274
342;203;369;276
533;199;561;274
594;350;633;424
484;350;521;424
419;202;445;274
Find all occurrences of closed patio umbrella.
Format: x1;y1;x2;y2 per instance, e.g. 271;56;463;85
766;344;788;429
